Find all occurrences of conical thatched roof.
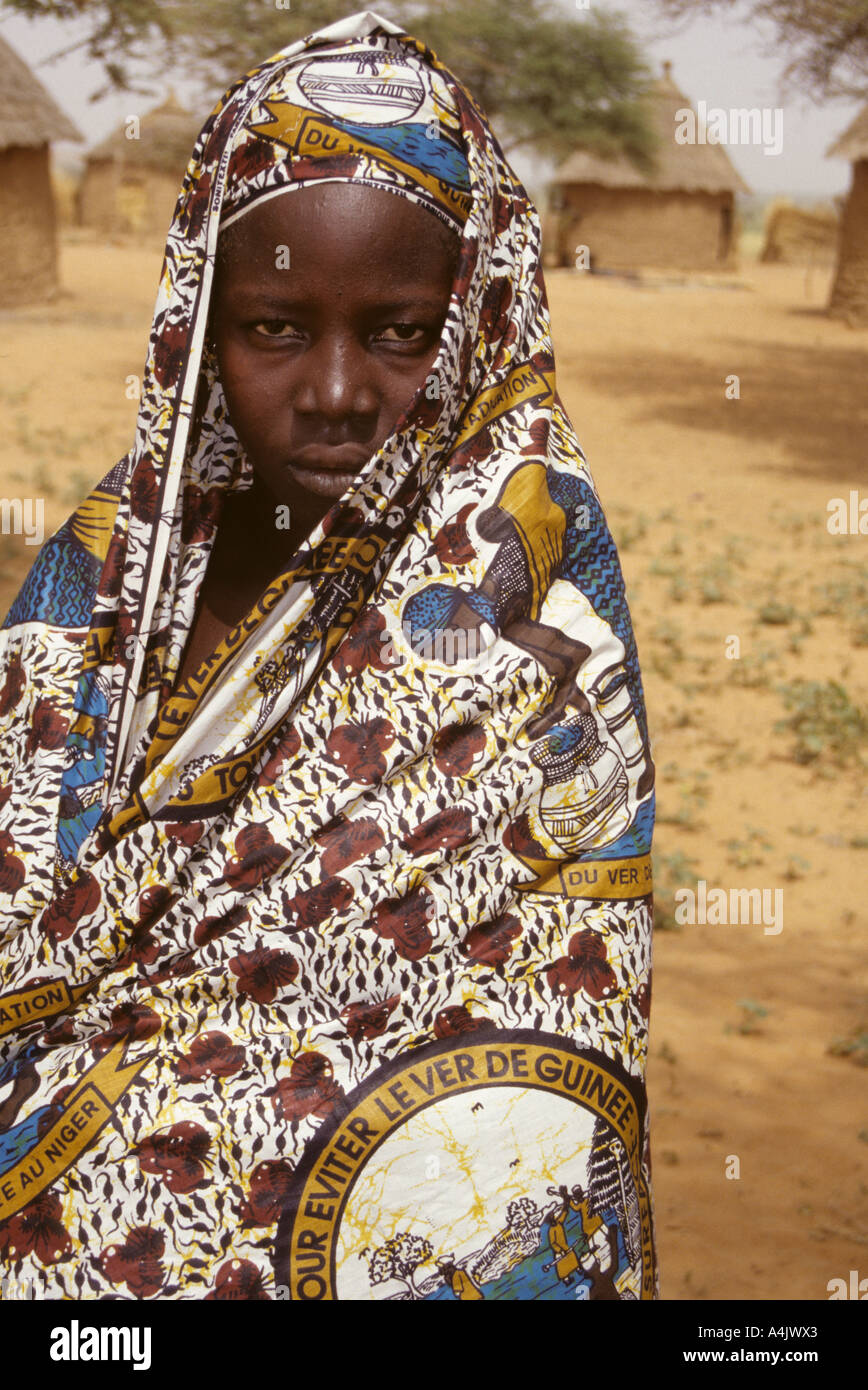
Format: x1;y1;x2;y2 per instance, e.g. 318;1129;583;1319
0;33;81;149
827;102;868;163
86;92;200;171
552;62;749;195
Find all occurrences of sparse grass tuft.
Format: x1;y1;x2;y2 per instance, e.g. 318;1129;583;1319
776;680;867;769
728;644;779;688
726;826;773;869
727;999;770;1036
827;1030;868;1068
758;600;798;626
783;854;811;881
653;849;700;930
616;512;649;550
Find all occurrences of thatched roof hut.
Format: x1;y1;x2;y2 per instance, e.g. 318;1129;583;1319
77;93;200;240
826;104;868;325
0;34;81;308
760;200;838;266
546;62;750;272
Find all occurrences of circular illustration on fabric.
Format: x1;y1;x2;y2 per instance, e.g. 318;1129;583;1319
274;1031;654;1300
299;53;427;125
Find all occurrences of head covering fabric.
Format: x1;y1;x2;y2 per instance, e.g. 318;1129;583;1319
222;34;471;231
0;11;657;1300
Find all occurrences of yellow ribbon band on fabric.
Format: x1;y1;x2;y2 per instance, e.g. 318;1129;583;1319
69;489;120;563
81;622;115;673
248;101;472;223
0;1041;151;1222
516;853;653;899
455;362;556;450
0;980;91;1039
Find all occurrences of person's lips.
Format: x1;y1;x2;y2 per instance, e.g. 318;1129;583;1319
283;445;372;499
287;445;372;475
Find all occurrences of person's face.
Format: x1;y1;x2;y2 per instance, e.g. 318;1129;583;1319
211;183;459;509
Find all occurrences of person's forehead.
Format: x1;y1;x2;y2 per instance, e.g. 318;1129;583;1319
217;184;459;271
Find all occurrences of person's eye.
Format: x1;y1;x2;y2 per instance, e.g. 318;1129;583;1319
375;323;427;344
252;320;302;339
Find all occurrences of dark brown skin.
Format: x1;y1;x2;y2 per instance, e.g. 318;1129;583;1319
175;183;459;686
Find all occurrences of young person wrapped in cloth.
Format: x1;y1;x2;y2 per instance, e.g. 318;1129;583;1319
0;12;657;1300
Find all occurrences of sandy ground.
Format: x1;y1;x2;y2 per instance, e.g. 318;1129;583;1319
1;237;866;1301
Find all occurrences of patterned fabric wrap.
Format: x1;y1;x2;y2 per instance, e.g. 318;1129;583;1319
221;31;471;232
0;11;657;1301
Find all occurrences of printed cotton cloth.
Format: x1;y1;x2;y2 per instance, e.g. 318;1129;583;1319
0;11;657;1300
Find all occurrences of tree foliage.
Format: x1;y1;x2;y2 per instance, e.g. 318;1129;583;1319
368;1231;433;1296
2;0;655;163
655;0;868;99
401;1;654;162
506;1195;541;1228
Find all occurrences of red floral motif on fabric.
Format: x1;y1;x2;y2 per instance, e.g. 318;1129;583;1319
433;721;486;776
136;884;177;927
153;320;189;389
460;913;522;966
0;1190;72;1265
193;902;249;948
401;807;474;856
238;1160;295;1227
178;169;212;241
282;877;353;931
0;652;26;716
92;1001;161;1057
206;1259;270;1300
341;994;400;1043
99;1226;166;1297
176;1031;245;1083
129;457;159;523
227;136;277;186
325;716;395;783
0;829;25;897
269;1052;344;1123
41;870;101;943
182;483;222;544
546;929;617;1000
635;978;652;1019
163;820;205;844
332;607;399;679
433;1003;489;1038
317;815;385;876
257;726;302;787
221;824;290;893
25;698;69;758
228;947;298;1004
115;924;160;972
134;1121;210;1194
433;503;476;565
97;530;126;598
371;888;436;962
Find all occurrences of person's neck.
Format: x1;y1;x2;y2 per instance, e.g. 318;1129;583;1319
210;477;330;584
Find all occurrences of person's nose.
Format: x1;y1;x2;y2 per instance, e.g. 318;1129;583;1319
292;332;379;423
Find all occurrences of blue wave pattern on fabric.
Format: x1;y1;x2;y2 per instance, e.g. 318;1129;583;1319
546;470;649;747
1;524;100;631
335;117;471;189
593;795;655;859
57;670;111;862
425;1208;628;1301
403;582;498;637
0;1108;51;1177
